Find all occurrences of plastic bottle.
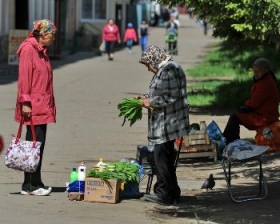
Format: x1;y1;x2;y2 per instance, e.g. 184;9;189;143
69;167;78;183
95;158;107;172
200;121;207;132
78;162;86;181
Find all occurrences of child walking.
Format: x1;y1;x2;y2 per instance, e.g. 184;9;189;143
123;23;137;54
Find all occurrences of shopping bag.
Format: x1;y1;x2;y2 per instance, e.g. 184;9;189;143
223;139;269;161
255;121;280;152
4;117;41;173
206;120;226;159
99;41;106;53
0;135;4;154
66;181;85;193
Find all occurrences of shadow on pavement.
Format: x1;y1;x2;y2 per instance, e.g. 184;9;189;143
0;51;102;85
150;180;280;224
160;153;280;223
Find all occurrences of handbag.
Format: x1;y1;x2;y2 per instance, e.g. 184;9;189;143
4;117;42;172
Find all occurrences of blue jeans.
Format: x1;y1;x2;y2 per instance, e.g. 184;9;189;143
126;39;133;50
140;35;148;52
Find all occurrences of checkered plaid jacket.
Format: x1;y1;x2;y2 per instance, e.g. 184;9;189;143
147;60;189;144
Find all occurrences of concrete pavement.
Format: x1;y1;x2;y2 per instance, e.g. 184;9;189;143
0;14;243;224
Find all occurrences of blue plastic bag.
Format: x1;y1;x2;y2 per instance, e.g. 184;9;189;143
121;181;140;199
67;180;85;193
207;120;226;159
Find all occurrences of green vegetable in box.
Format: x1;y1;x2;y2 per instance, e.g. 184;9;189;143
87;161;140;184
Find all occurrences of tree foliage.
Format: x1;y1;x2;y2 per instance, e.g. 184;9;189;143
156;0;280;46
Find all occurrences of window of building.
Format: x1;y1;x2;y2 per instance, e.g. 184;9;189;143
82;0;107;20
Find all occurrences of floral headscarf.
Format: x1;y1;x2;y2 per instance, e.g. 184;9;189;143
29;19;57;37
139;45;171;69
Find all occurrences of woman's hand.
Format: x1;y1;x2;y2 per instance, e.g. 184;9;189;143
142;98;150;108
134;95;147;100
22;102;32;117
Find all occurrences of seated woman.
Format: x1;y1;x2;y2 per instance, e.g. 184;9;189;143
223;58;280;144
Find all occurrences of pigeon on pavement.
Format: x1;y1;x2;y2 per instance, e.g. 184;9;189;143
201;174;215;192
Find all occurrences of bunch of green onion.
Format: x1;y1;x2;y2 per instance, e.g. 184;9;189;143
117;98;143;127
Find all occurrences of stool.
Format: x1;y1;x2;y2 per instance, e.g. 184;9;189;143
136;145;155;194
222;155;268;202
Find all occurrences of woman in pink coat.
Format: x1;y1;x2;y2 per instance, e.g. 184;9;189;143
15;19;57;196
102;18;121;60
123;23;137;54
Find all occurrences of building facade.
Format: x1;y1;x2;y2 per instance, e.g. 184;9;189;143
0;0;150;61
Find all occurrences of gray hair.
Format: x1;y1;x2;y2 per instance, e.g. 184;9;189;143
253;58;272;71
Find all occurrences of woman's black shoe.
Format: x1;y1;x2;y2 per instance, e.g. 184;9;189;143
143;194;172;206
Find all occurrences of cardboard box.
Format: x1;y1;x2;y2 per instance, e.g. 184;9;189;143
68;192;84;201
84;178;120;204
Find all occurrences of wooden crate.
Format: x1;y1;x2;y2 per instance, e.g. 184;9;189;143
179;143;217;161
184;133;210;146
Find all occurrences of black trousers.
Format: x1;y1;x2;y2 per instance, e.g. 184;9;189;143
106;41;116;56
223;113;243;144
153;140;180;202
168;41;177;51
22;124;47;191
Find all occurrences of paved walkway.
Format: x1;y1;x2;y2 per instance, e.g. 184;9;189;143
0;14;255;224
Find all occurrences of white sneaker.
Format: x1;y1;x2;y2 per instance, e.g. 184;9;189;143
21;187;52;196
31;187;52;196
20;190;31;195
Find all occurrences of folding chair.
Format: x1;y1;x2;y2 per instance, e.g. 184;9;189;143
222;155;268;202
136;137;183;194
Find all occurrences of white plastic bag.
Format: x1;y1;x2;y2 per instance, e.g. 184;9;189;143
222;139;269;161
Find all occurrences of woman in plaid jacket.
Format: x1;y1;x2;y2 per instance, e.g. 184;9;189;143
138;45;189;205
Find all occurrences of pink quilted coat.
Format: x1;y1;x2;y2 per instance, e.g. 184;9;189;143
102;24;121;42
14;37;56;125
123;28;137;42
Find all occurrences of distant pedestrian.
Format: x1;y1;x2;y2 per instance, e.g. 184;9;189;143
15;19;57;196
166;15;179;55
166;15;179;30
138;19;149;52
202;18;208;36
123;23;137;54
102;18;121;60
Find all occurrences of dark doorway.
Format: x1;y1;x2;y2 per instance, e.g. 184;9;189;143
115;4;123;36
15;0;29;29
